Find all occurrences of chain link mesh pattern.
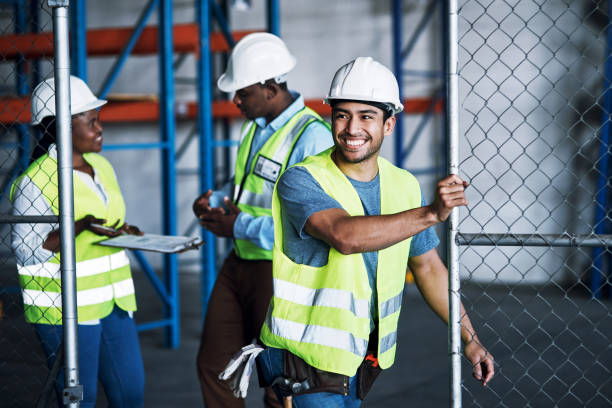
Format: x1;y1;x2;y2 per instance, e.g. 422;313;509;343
0;2;62;406
457;0;612;406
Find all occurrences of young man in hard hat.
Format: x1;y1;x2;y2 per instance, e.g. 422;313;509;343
193;33;332;407
257;57;495;405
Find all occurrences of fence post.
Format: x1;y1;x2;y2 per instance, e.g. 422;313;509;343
446;0;462;407
49;0;82;406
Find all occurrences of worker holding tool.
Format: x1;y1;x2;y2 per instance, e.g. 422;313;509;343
256;57;495;406
193;32;333;407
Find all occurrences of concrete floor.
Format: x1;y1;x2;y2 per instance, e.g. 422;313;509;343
2;265;612;407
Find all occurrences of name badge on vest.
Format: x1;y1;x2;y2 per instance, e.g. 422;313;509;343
253;155;282;183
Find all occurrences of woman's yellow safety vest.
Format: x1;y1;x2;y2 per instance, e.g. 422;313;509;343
260;148;422;376
233;106;329;260
10;152;137;325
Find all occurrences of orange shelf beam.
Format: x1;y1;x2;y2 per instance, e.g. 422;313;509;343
0;25;256;59
0;97;442;124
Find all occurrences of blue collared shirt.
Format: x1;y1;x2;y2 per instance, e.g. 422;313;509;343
210;91;333;250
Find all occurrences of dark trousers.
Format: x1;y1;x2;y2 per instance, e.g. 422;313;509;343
196;251;281;408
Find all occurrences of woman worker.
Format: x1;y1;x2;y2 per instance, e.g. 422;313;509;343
10;75;145;407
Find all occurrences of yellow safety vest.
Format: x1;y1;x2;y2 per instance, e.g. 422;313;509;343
10;152;136;324
260;147;422;376
233;106;329;260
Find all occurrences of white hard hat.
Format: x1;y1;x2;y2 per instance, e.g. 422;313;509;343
324;57;404;115
217;32;296;93
31;75;107;125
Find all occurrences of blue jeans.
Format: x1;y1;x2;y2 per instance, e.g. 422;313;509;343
257;347;361;408
34;306;145;408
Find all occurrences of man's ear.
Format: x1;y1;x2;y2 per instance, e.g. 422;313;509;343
383;115;396;136
263;82;279;101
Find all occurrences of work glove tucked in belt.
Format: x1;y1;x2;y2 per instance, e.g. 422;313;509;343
219;343;264;398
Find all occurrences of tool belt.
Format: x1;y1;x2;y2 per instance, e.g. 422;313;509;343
260;350;382;400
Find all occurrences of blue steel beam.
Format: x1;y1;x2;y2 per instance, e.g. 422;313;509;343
70;0;87;80
14;0;26;93
213;140;239;147
158;0;180;348
400;0;438;61
30;0;40;87
197;0;217;321
591;0;612;299
401;88;443;161
267;0;280;36
14;0;28;173
209;0;235;48
98;0;159;98
221;0;233;186
103;142;170;150
393;0;442;169
392;0;404;167
137;319;173;332
131;250;171;307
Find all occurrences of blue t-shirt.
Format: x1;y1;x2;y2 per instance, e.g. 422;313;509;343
276;166;440;327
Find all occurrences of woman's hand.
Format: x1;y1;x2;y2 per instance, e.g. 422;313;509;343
78;215;122;237
42;215;121;252
117;223;144;236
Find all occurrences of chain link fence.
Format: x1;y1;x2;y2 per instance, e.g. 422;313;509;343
456;0;612;406
0;2;64;407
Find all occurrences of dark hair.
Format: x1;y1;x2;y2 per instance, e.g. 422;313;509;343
329;99;393;123
30;116;56;163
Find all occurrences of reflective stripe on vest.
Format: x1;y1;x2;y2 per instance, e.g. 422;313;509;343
17;250;130;280
233;107;329;260
273;278;370;319
11;152;137;324
22;278;135;308
266;315;369;358
260;147;421;376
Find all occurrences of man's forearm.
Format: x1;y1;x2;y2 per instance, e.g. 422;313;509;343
410;250;481;345
307;205;439;254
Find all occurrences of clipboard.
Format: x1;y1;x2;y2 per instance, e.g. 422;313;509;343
96;233;204;253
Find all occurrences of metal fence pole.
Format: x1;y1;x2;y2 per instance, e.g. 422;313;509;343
49;0;82;406
446;0;462;406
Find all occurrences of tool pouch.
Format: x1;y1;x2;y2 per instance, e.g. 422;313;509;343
269;350;349;397
357;354;382;400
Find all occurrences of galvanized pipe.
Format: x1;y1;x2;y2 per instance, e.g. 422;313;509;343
50;1;82;406
0;215;59;224
446;0;462;406
457;233;612;247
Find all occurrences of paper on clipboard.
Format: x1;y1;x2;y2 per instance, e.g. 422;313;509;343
96;233;203;253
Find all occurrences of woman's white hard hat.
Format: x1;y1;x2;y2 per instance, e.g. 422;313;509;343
324;56;404;115
217;32;297;93
31;75;107;125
